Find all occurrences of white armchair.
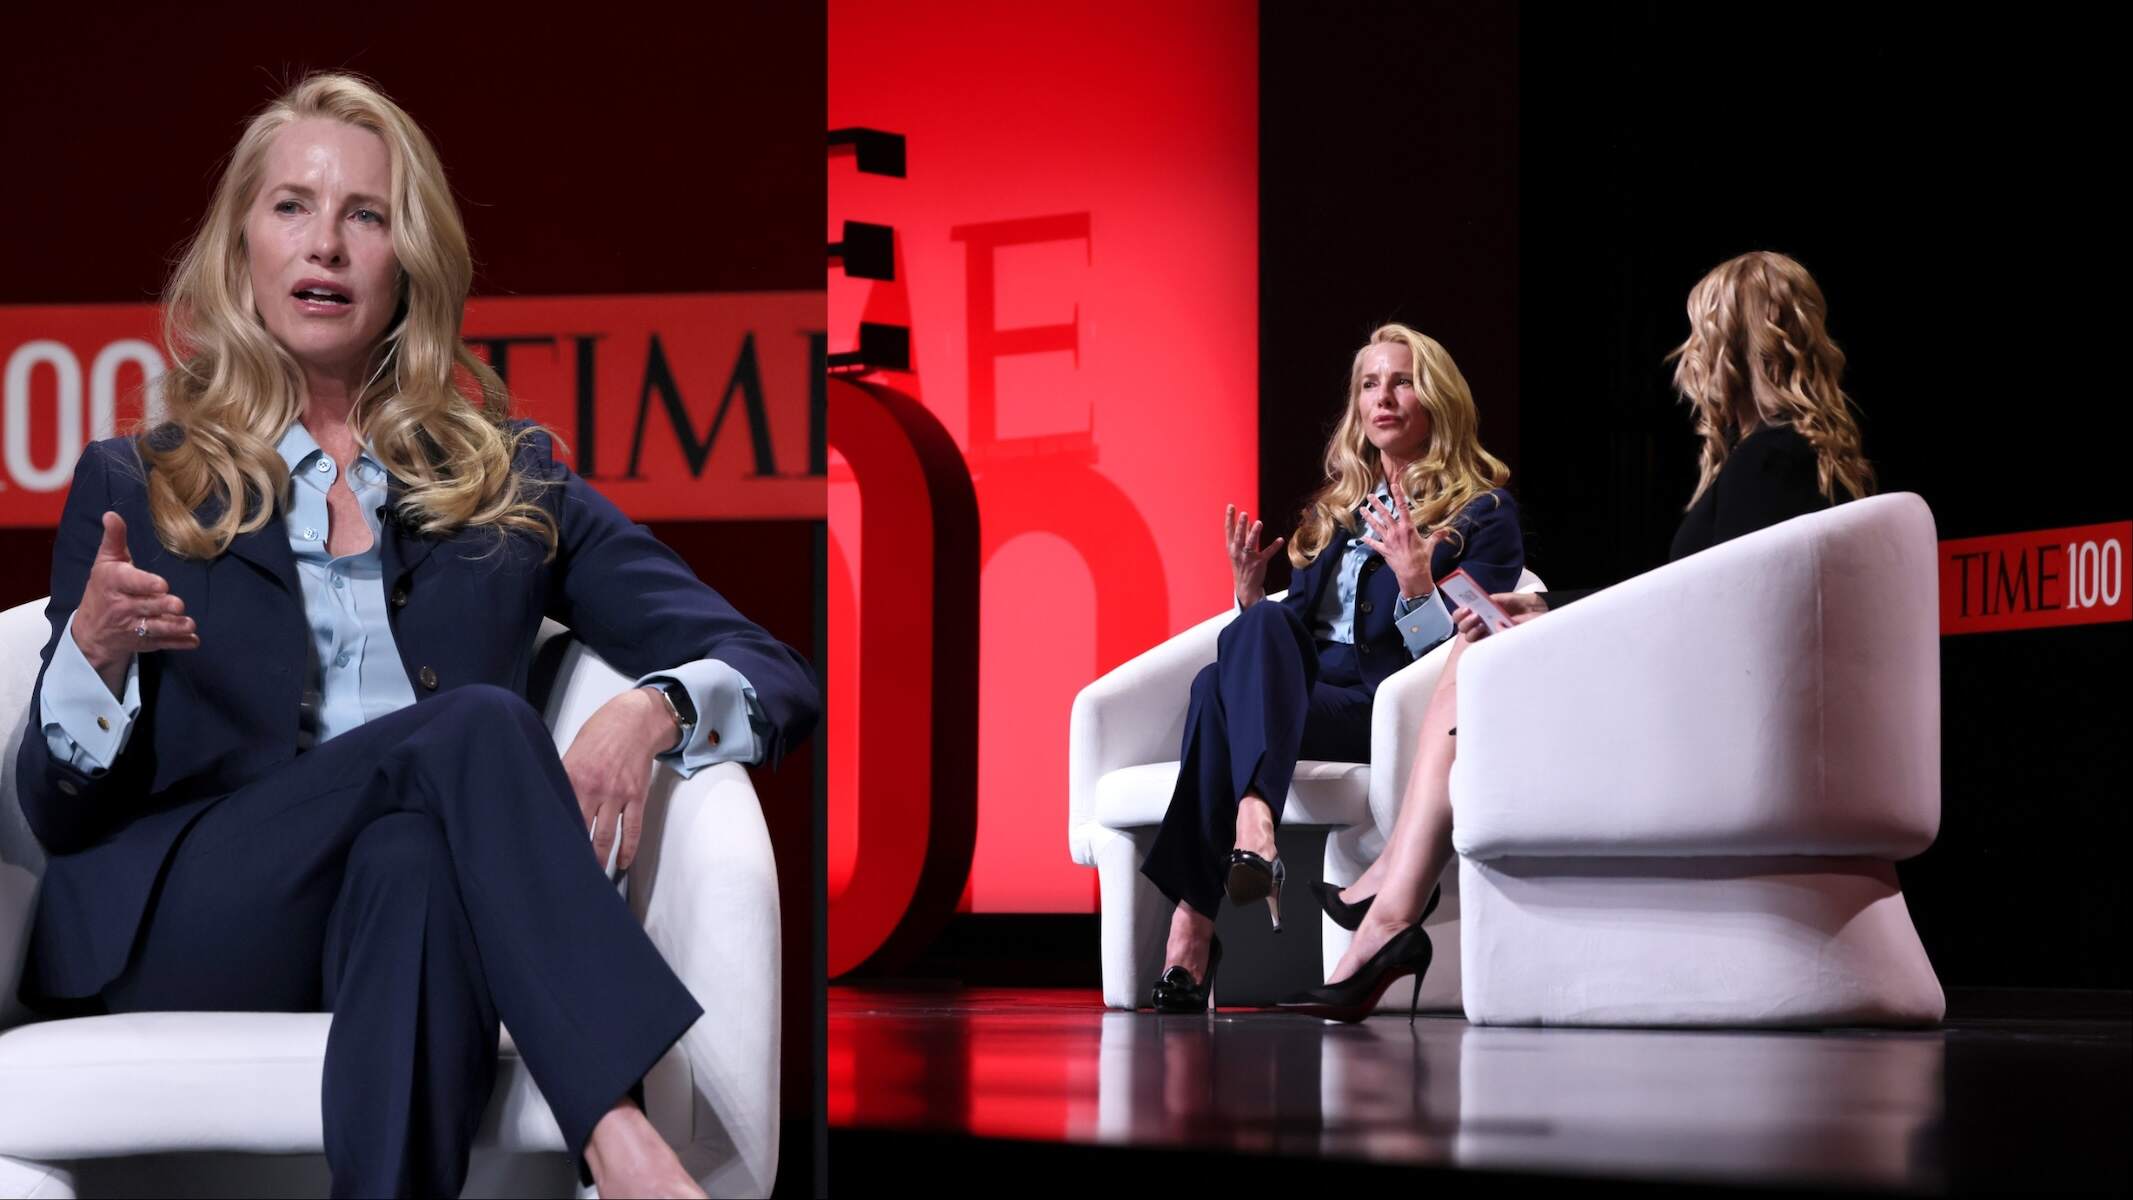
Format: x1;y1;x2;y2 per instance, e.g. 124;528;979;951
1069;571;1544;1011
1449;494;1945;1027
0;599;781;1198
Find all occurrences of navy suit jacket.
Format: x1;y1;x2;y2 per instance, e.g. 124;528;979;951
1274;487;1524;692
15;426;820;1002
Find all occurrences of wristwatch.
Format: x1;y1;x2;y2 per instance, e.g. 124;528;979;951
644;680;697;754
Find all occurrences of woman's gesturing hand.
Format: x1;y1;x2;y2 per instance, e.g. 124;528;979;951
1453;592;1549;643
564;687;683;873
1359;476;1453;602
70;512;197;695
1226;504;1285;608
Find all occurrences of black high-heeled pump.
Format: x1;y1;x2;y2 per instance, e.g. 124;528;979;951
1308;880;1441;931
1274;923;1433;1023
1224;850;1286;932
1151;935;1225;1014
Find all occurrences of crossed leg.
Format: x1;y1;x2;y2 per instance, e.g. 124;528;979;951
1327;635;1468;984
1146;606;1381;991
100;685;707;1197
1156;789;1279;982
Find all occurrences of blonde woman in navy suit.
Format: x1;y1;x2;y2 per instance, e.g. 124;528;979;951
13;74;817;1197
1141;323;1523;1012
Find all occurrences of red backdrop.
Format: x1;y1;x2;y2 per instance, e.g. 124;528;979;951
828;1;1258;915
0;295;824;525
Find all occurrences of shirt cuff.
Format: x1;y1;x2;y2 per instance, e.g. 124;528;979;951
1395;591;1455;657
635;659;769;776
41;611;142;775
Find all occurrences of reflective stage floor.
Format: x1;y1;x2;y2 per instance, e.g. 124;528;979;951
829;987;2129;1194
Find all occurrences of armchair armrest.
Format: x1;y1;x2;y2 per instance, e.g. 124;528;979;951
1366;571;1544;850
1067;594;1286;866
532;623;780;1197
1;599;54;1033
1450;494;1940;861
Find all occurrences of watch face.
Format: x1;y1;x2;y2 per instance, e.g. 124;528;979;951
663;682;698;726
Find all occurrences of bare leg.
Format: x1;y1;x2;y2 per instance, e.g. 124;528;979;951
1339;861;1390;907
585;1100;707;1199
1233;790;1277;860
1162;899;1218;980
1328;637;1466;984
1340;848;1388;907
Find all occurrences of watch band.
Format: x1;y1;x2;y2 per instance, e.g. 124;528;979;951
645;681;694;754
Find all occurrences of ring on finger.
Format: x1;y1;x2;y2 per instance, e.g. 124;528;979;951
134;620;148;639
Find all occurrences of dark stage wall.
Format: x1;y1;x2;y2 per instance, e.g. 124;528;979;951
1263;3;2124;988
0;6;826;1187
1258;2;1522;582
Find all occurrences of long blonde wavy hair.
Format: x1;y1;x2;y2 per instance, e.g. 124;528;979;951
1669;251;1875;509
1289;324;1510;568
143;72;556;559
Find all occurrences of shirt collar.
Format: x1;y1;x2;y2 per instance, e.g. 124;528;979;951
276;421;386;488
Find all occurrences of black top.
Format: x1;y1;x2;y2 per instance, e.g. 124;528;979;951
1667;424;1844;561
1544;424;1846;609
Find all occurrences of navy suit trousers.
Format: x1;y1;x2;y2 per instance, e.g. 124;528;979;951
95;685;703;1198
1140;602;1374;918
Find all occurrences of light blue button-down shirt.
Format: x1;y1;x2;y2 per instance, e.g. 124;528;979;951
283;426;416;749
41;423;768;776
1311;485;1454;656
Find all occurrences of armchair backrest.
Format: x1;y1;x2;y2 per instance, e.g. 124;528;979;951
1;598;54;1029
1452;493;1940;860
